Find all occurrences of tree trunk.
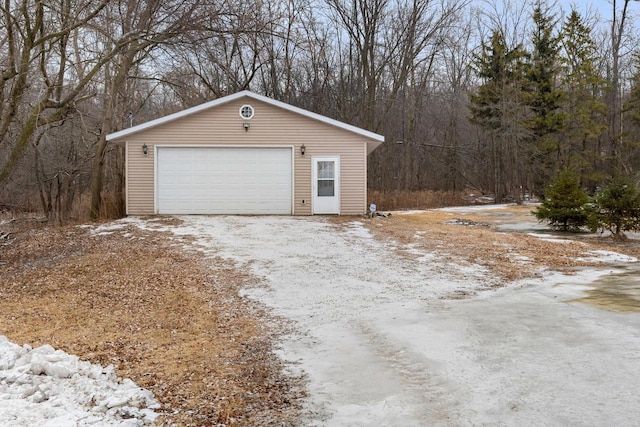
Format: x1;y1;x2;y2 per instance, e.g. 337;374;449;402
89;116;112;220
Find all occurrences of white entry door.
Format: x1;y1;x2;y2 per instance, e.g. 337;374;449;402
312;156;340;214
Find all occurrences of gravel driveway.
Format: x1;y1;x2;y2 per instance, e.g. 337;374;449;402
166;214;640;426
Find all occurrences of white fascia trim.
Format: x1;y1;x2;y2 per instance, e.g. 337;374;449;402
108;92;249;141
243;92;384;143
106;91;385;149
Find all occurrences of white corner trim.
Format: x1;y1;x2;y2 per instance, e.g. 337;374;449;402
363;142;368;215
125;142;129;215
153;144;158;214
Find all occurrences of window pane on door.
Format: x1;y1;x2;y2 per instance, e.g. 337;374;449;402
318;179;335;196
317;161;335;179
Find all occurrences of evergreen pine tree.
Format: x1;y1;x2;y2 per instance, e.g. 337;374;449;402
534;169;590;231
525;5;567;193
590;179;640;238
621;58;640;172
469;31;529;203
560;8;608;188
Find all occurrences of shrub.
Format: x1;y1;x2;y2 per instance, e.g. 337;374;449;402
533;169;590;231
589;178;640;238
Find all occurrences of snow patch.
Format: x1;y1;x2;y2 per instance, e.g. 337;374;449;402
0;336;159;426
576;250;638;263
526;233;575;243
435;203;515;212
88;222;128;236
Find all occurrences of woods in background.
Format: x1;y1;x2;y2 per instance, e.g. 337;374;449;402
1;0;640;221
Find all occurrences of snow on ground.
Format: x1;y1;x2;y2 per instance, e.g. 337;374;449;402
0;337;158;426
526;232;575;243
398;204;516;215
160;214;640;426
576;250;639;263
18;213;635;425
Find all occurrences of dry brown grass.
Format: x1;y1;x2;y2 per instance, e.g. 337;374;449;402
367;190;470;211
68;193;93;222
68;192;124;222
1;191;124;224
360;204;640;283
0;218;303;425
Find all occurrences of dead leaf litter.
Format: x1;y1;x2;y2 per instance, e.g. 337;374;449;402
0;217;304;426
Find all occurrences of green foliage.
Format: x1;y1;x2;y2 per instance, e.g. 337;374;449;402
526;7;565;134
534;169;590;231
469;31;529;131
589;179;640;237
524;6;567;192
559;9;608;188
621;58;640;171
469;30;530;202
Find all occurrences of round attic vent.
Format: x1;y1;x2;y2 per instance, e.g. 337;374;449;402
239;104;254;120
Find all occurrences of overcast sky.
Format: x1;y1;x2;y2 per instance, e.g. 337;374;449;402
557;0;640;21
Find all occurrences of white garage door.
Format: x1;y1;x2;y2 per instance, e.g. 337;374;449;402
157;147;292;214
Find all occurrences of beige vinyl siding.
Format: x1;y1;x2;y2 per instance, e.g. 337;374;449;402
115;97;372;215
126;141;154;215
295;153;312;215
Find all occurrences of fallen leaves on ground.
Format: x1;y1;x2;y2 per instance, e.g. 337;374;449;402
0;217;303;426
350;204;640;283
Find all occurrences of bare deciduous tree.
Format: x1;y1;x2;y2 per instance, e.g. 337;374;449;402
89;0;201;219
0;0;112;185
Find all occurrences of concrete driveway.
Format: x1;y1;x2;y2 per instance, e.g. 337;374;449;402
165;213;640;426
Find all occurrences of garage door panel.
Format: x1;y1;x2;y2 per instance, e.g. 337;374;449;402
157;147;292;214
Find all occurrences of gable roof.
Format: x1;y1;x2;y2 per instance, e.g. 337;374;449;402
106;90;384;153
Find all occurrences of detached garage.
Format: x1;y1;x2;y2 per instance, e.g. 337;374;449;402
107;91;383;215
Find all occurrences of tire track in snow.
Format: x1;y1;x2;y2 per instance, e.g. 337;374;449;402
351;319;462;424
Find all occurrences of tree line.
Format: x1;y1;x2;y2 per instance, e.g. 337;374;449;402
1;0;639;221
